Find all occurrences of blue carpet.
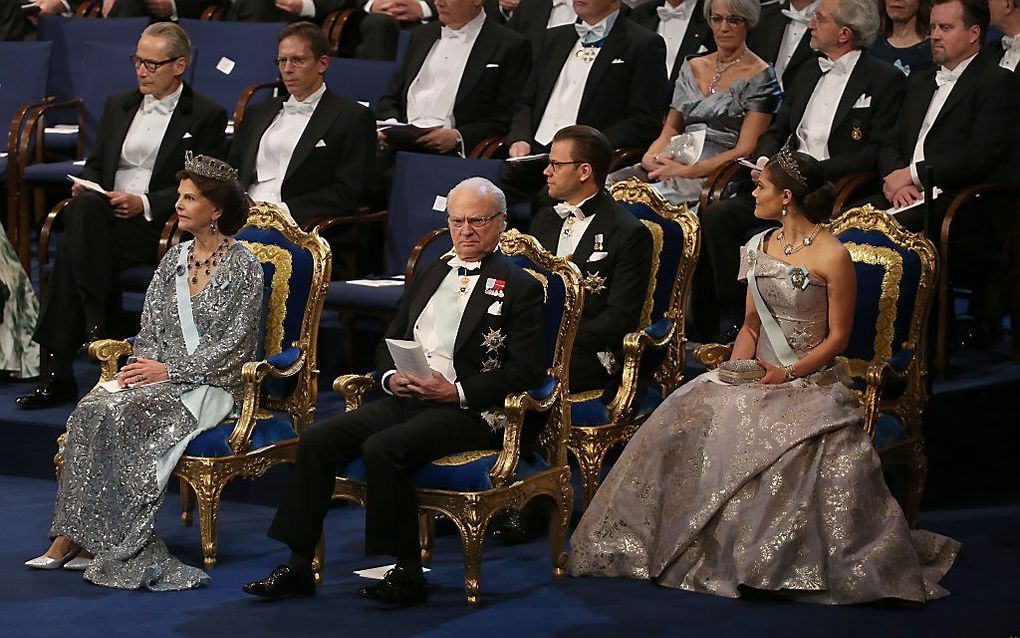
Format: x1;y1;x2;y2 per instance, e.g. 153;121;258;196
2;474;1018;637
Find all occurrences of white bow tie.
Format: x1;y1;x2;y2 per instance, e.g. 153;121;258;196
1003;34;1019;51
657;2;691;21
934;67;958;87
448;256;482;270
575;21;608;43
441;25;468;40
140;96;173;116
817;56;848;75
553;202;586;220
282;99;316;116
781;6;812;23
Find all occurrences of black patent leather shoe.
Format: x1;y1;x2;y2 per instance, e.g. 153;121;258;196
15;376;79;410
492;507;546;545
242;565;316;599
358;566;427;605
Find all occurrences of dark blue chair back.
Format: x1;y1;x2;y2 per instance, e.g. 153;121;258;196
37;16;148;100
323;58;398;109
179;19;282;115
80;42;140;153
396;30;411;62
0;42;51;140
511;254;568;370
385;152;504;275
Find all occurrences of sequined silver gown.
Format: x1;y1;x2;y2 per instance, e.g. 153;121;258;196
569;241;960;604
50;242;263;591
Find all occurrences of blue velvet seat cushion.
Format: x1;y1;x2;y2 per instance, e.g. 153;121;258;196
644;318;672;340
185;411;297;458
571;383;664;426
325;280;405;312
342;450;550;492
22;159;83;183
872;412;907;450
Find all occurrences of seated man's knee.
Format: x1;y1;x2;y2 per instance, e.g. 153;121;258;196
361;431;401;468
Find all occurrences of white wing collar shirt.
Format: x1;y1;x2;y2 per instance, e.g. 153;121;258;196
795;49;862;161
552;192;598;256
248;82;328;214
115;82;184;222
1001;33;1020;71
656;0;698;75
909;52;977;186
381;255;484;408
406;10;487;129
534;9;621;146
775;0;818;85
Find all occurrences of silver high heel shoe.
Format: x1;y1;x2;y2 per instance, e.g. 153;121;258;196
25;546;80;570
63;556;93;571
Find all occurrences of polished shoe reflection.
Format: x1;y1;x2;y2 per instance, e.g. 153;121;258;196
241;565;316;599
15;375;79;410
358;565;428;606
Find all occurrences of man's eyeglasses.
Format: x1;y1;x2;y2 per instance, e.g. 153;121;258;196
448;213;500;229
130;55;181;73
547;159;586;170
708;14;748;25
275;55;311;68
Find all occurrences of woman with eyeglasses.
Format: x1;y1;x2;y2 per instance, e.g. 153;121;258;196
870;0;933;76
610;0;781;206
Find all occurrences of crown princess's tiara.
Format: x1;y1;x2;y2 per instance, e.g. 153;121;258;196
768;139;808;187
184;151;239;182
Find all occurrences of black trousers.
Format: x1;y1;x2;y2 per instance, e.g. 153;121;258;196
268;396;499;563
0;1;32;41
33;192;160;359
698;191;775;334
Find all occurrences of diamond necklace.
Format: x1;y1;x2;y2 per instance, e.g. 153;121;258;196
777;224;822;255
708;48;746;94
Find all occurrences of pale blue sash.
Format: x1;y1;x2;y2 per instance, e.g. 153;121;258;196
155;243;235;490
744;231;800;368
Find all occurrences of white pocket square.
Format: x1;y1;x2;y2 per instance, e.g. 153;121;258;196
589;251;609;262
485;63;499;68
697;45;708;53
315;139;327;148
487;301;502;316
182;132;192;139
852;95;872;108
611;58;625;64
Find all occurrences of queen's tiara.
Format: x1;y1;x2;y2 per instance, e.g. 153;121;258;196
768;139;808;187
184;151;239;182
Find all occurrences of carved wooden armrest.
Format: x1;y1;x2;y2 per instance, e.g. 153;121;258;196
467;136;504;159
488;379;560;487
860;360;894;439
334;373;379;412
310;210;388;235
88;339;134;382
605;320;677;421
404;227;451;284
609;147;644;172
158;214;183;260
200;3;225;20
692;343;732;370
234;81;285;129
17;99;86;167
227;350;308;454
699;162;742;211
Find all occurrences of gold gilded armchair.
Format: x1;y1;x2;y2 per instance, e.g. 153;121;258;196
694;205;937;525
321;230;584;605
70;203;332;568
567;178;701;507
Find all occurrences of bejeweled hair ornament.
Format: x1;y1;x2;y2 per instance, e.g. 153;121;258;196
184;151;239;182
768;139;808;188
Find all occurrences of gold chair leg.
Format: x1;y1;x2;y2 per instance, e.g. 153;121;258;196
550;472;573;581
454;512;490;607
312;535;325;585
418;511;436;567
570;439;607;510
180;477;195;526
194;481;225;570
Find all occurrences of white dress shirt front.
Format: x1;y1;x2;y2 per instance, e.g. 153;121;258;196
794;50;861;161
248;83;327;211
656;0;697;75
115;82;184;222
1000;34;1020;71
548;0;578;28
552;193;598;256
406;11;486;128
774;0;818;86
909;52;977;186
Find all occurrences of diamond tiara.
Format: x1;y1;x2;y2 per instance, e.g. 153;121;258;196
184;151;239;182
768;139;808;187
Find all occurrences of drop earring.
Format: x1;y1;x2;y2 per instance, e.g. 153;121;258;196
210;218;218;232
781;205;788;217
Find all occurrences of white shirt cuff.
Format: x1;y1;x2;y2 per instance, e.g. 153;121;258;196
756;155;769;167
363;0;375;10
300;0;315;17
141;195;153;222
419;1;432;19
170;0;178;20
381;370;398;395
456;381;467;408
909;162;921;188
500;6;513;19
60;0;71;12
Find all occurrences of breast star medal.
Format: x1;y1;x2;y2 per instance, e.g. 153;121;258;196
481;357;501;373
851;125;863;141
576;46;598;62
583;271;607;294
482;327;506;352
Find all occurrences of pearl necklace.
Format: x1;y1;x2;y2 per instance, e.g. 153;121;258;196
777;224;821;255
708;48;746;94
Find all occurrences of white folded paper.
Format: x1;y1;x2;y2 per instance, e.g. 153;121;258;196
347;278;404;287
385;339;432;377
887;187;942;216
67;175;108;195
353;563;431;580
505;152;550;164
100;378;169;393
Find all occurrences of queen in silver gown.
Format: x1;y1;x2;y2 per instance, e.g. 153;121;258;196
26;155;264;591
570;149;959;604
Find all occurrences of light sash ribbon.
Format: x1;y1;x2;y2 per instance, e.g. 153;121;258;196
744;231;801;368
